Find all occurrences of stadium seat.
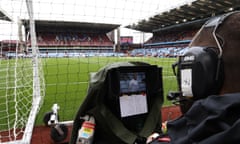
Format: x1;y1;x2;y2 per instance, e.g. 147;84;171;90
36;32;113;47
70;61;164;144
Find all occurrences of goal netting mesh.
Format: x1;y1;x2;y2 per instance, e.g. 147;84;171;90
0;0;194;143
0;0;45;143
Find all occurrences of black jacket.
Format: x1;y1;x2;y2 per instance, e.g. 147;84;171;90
167;93;240;144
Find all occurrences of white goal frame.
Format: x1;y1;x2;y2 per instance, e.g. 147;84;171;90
1;0;45;143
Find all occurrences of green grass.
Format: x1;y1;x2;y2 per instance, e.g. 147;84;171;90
0;56;178;128
0;58;34;130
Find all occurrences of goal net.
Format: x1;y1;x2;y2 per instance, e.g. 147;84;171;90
0;0;45;143
0;0;195;143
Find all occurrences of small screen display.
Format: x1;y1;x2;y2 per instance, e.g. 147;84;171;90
119;72;148;117
181;69;193;96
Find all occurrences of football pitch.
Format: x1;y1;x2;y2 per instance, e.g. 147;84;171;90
0;56;178;127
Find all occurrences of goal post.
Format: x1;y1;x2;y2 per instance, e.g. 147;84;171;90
21;0;45;143
0;0;45;143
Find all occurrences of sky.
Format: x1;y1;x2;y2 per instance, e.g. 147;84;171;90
0;0;196;42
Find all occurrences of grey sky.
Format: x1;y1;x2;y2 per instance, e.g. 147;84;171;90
0;0;195;41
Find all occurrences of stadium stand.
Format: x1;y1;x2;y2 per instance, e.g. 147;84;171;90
146;30;196;43
126;0;240;58
0;40;27;58
130;47;188;58
126;29;196;57
21;20;120;57
36;32;113;47
0;40;19;52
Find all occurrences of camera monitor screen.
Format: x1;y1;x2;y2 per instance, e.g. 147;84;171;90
106;64;162;132
119;72;147;117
